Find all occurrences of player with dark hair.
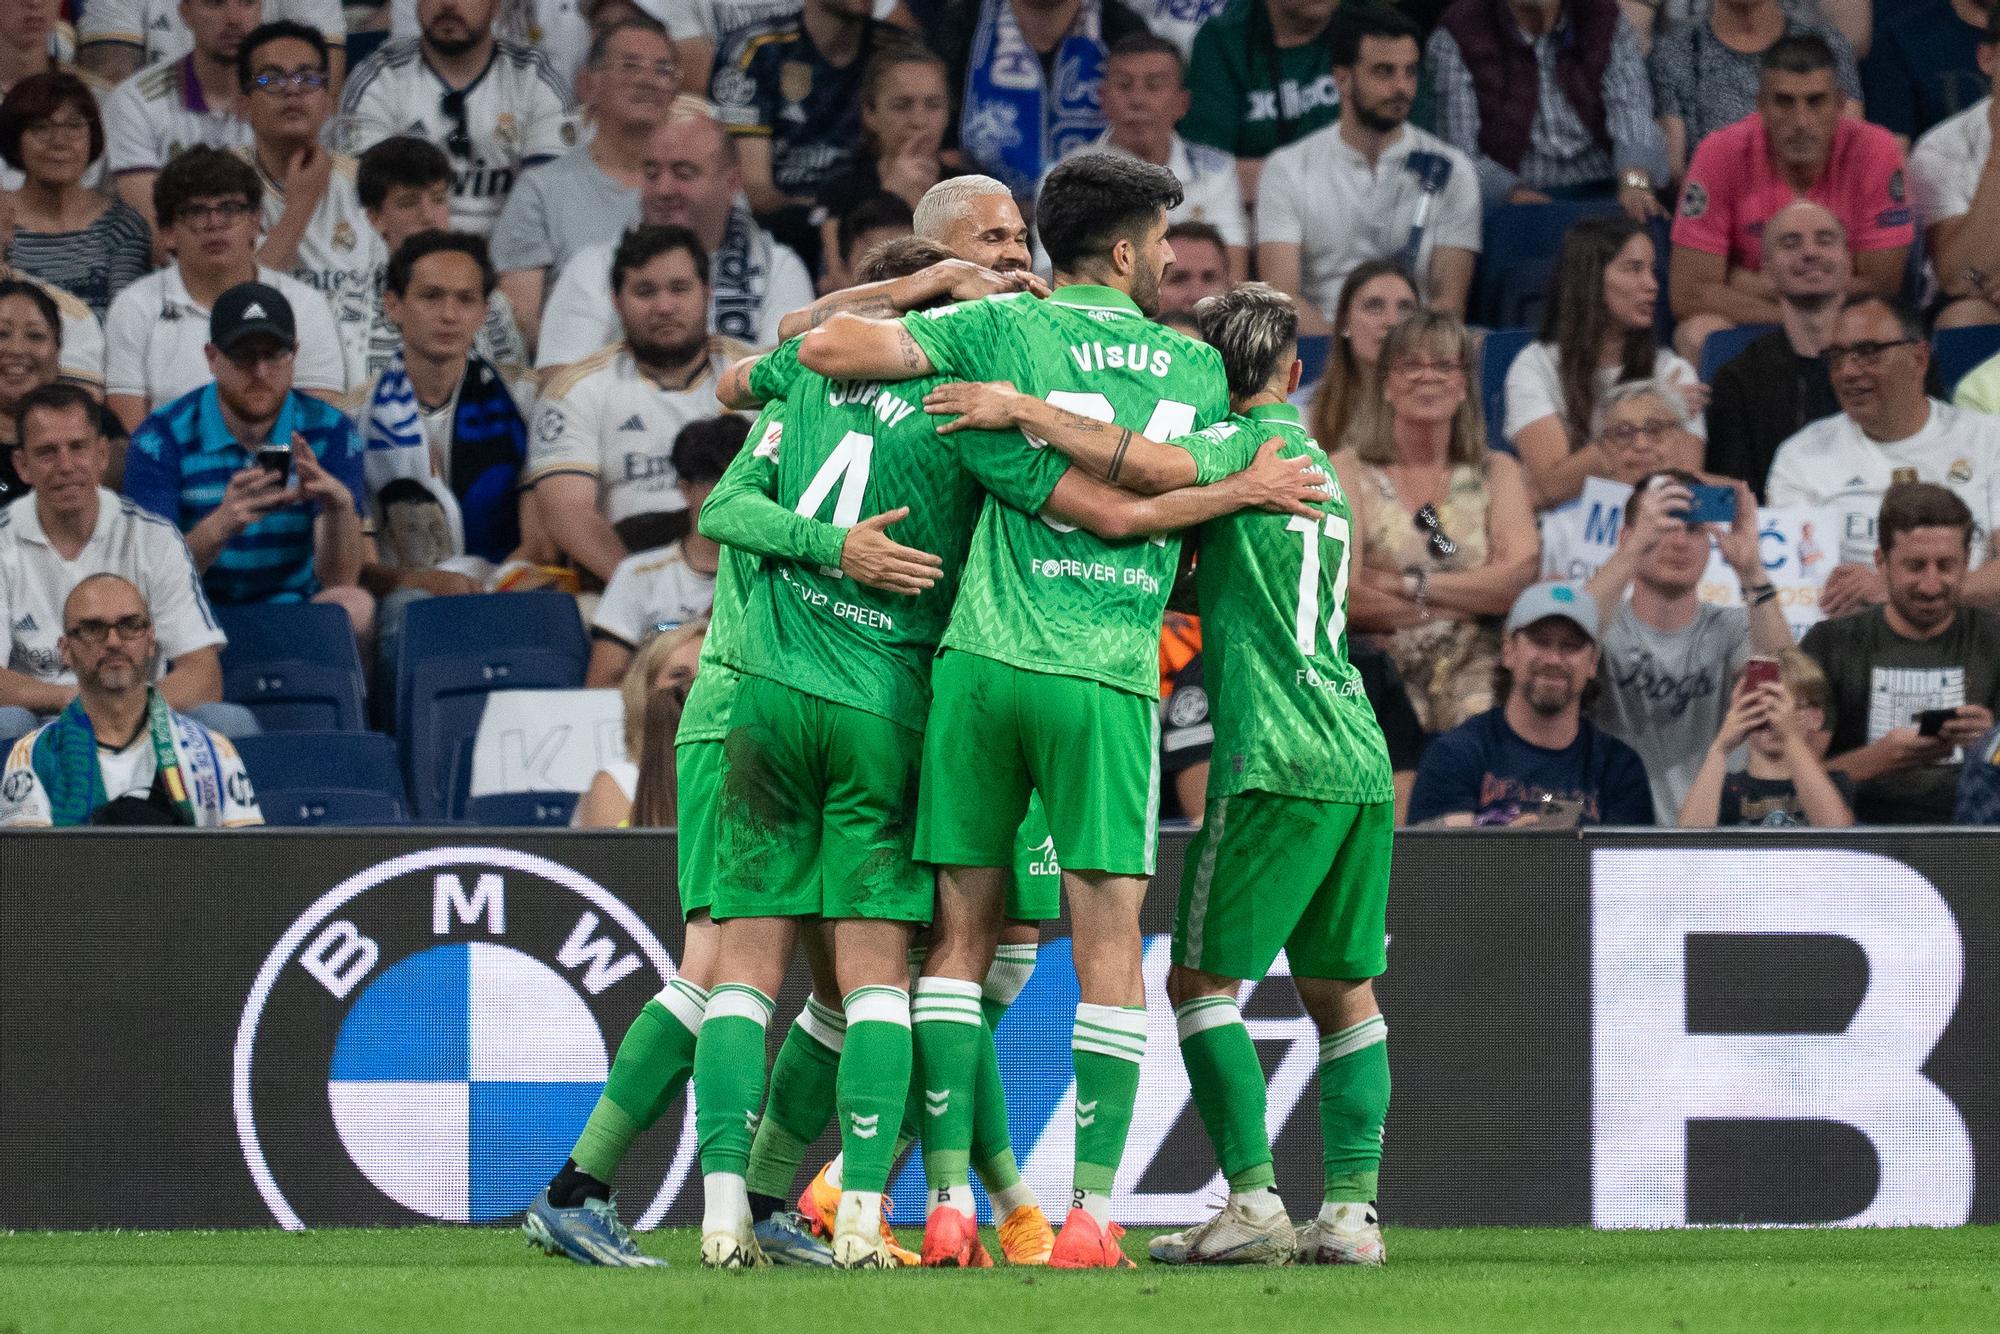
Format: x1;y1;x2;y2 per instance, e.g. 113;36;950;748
794;149;1306;1268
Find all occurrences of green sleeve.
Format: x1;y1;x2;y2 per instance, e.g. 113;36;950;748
946;426;1070;514
1176;25;1243;153
901;298;1001;380
1176;421;1256;487
697;404;847;569
748;336;805;403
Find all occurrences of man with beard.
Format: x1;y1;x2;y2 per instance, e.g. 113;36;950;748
103;0;259;238
1669;34;1910;362
0;573;264;827
79;0;343;87
1259;7;1478;329
528;225;747;582
336;0;578;235
1407;581;1653;826
534;114;814;366
1803;482;2000;824
796;150;1234;1268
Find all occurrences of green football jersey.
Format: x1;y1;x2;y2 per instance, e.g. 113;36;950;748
735;343;1068;731
902;285;1229;698
1183;403;1393;804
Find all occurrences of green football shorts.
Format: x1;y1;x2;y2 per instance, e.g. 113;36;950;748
1007;792;1060;921
712;673;931;923
673;737;724;918
916;650;1159;878
1174;793;1393;981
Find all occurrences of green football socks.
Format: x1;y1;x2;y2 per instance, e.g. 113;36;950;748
835;987;912;1193
1071;1002;1146;1225
693;984;775;1179
1319;1015;1389;1203
744;994;845;1200
912;975;983;1214
1174;994;1276;1193
569;979;708;1183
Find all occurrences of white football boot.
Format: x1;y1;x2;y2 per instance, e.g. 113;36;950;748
1295;1202;1385;1267
1147;1198;1297;1266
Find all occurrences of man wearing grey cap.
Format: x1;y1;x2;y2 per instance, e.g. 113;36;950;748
1407;580;1653;827
121;282;372;637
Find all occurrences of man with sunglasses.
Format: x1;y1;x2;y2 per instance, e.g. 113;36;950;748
1767;294;2000;616
103;0;258;239
104;147;348;434
236;22;383;391
120;282;373;639
337;0;580;236
0;572;264;827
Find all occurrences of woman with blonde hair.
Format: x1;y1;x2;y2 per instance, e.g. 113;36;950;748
1334;311;1540;733
1306;259;1419;455
572;617;707;829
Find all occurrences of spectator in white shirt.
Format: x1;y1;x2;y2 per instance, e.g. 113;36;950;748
237;22;383;392
355;135;530;381
104;146;347;433
534;112;813;365
529;224;747;581
78;0;345;87
335;0;580;236
1066;32;1248;278
1506;213;1706;509
586;412;745;685
1767;294;2000;615
1260;5;1481;329
0;382;255;740
103;0;256;238
492;17;684;352
1908;10;2000;330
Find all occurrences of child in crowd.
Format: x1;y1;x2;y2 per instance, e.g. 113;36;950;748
1678;648;1853;828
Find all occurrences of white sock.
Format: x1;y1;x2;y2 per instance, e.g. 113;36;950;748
824;1153;844;1191
989;1180;1038;1216
1318;1200;1371;1228
1077;1189;1113;1228
703;1172;750;1235
836;1190;883;1236
1229;1188;1284;1221
928;1184;972;1218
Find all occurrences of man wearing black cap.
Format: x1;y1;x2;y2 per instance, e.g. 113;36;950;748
120;281;372;635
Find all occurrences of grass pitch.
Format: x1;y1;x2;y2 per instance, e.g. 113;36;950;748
4;1225;1997;1333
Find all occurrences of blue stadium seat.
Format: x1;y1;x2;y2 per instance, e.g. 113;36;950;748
394;593;588;818
1698;324;1778;384
234;730;407;826
1473;199;1623;329
215;602;367;731
1479;328;1534;457
1932;324;2000;399
1296;334;1331;386
464;791;582;827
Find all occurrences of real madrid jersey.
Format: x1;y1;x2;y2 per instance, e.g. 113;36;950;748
105;265;350;405
78;0;343;68
103;55;253;175
526;341;747;524
244;149;386;393
386;0;591;85
336;38;579;235
1765;399;2000;565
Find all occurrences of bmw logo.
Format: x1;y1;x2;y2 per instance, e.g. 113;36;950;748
235;848;694;1229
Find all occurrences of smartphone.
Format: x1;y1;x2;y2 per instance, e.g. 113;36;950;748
256;443;292;482
1915;707;1957;738
1742;656;1781;691
1685;483;1737;526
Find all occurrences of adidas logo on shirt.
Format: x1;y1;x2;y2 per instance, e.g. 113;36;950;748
12;614;36;634
618;415;646;432
1845;476;1870;488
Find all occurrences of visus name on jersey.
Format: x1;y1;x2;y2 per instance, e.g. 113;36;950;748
780;566;895;630
825;379;916;427
1068;342;1175;379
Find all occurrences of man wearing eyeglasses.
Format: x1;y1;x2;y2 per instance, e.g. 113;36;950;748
0;383;257;745
236;22;383;393
120;282;373;639
104;147;348;434
1767;294;2000;617
0;573;265;828
337;0;581;236
79;0;344;89
102;0;259;239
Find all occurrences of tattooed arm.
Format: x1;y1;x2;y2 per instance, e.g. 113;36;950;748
774;260;1046;341
716;354;763;409
923;380;1201;494
797;313;936;380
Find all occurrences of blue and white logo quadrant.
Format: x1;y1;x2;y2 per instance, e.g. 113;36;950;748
328;942;609;1222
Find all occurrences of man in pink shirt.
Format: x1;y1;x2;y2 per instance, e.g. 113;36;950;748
1668;33;1912;362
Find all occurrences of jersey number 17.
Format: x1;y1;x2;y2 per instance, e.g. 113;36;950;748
1288;513;1351;656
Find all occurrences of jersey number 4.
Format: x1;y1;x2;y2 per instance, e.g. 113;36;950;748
1036;391;1197;539
794;430;874;574
1288;513;1351;656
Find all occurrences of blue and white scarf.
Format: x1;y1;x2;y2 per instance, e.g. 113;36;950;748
362;350;527;564
961;0;1108;200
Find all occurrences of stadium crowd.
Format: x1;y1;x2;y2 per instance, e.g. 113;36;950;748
2;0;2000;833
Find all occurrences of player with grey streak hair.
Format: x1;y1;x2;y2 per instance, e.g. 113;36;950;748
1195;283;1300;400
